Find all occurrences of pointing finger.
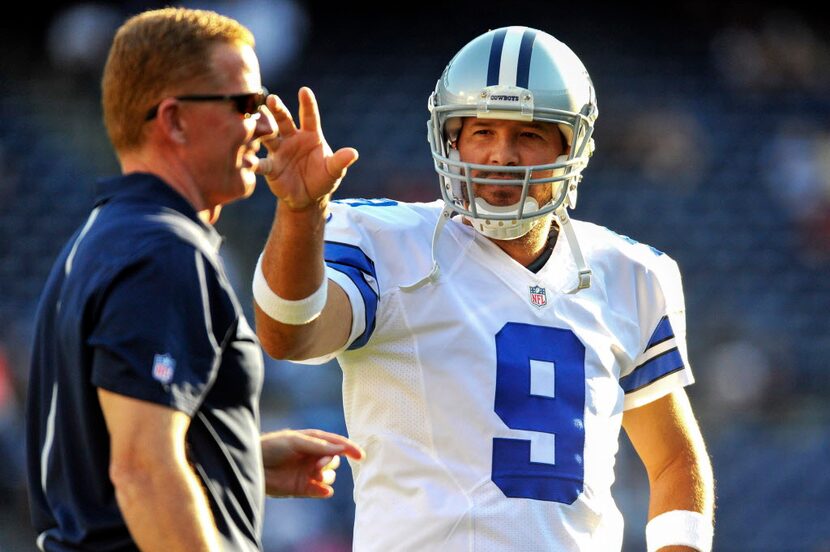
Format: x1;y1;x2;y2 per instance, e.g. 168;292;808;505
298;87;322;133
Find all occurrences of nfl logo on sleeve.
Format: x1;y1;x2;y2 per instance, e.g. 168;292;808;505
529;285;547;308
152;353;176;384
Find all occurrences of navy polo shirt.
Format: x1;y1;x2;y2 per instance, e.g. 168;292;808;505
26;173;265;551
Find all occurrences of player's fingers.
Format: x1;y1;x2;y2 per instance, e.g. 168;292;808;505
255;157;273;176
297;87;322;133
267;94;297;139
326;147;360;180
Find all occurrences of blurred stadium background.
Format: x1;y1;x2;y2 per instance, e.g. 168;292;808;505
2;1;830;550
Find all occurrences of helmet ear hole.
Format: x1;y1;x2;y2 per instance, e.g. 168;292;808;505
557;125;573;151
447;148;464;205
445;117;463;143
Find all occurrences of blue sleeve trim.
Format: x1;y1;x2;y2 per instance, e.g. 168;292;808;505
324;242;378;350
646;315;675;349
620;347;685;394
326;263;378;350
324;241;376;276
332;198;398;208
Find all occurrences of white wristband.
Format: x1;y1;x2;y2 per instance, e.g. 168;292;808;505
646;510;713;552
253;254;327;325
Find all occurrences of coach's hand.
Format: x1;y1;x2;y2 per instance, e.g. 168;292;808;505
260;428;365;498
256;87;358;211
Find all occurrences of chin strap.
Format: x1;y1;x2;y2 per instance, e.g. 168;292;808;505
555;207;592;293
399;205;454;292
400;205;591;294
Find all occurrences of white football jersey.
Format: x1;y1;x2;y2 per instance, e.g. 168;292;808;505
306;199;694;552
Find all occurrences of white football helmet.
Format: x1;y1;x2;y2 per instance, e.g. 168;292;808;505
403;27;597;292
428;25;598;241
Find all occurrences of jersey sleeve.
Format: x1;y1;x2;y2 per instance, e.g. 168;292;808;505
620;254;694;410
293;200;392;365
88;242;234;415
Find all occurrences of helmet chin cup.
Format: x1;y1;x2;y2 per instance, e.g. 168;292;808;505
466;196;543;240
440;149;573;239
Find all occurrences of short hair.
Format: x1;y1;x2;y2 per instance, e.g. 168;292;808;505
102;7;255;154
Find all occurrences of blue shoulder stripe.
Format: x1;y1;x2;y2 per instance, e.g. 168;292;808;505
324;241;376;276
620;347;685;394
324;242;378;350
647;316;675;349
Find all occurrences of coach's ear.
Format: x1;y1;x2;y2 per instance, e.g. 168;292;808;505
154;98;188;145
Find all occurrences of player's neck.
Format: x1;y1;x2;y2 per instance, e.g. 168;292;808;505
489;217;557;268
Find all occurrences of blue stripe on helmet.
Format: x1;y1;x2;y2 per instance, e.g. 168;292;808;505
487;28;508;86
516;29;537;89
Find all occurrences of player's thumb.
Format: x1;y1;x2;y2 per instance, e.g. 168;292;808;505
326;147;359;179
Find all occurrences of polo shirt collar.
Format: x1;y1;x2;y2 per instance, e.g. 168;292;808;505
94;172;223;250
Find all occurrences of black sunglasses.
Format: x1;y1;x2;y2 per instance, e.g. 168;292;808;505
145;87;269;121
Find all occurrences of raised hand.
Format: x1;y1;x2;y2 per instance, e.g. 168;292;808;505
256;87;359;211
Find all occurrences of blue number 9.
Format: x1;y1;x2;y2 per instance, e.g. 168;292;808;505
492;323;586;504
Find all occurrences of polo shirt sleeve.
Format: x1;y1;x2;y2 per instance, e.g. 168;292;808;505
88;242;233;416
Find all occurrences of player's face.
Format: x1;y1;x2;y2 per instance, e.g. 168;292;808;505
186;42;274;210
455;118;566;208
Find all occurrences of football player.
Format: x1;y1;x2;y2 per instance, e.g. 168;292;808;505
253;26;714;552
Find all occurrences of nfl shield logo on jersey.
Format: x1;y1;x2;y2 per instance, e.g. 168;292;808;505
152;353;176;384
529;285;547;308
